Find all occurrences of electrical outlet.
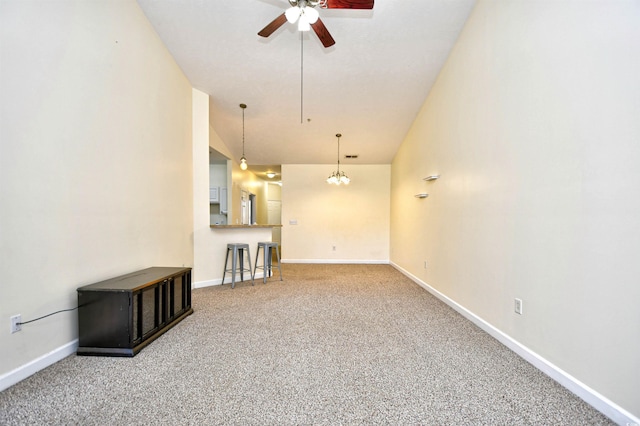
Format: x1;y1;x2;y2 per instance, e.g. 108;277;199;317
10;315;22;333
332;246;336;251
424;260;428;269
514;298;523;315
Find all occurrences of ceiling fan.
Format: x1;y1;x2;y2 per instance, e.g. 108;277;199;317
258;0;374;48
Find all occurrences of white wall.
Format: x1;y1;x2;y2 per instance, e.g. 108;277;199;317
390;0;640;421
209;164;227;189
192;89;212;284
0;0;193;387
282;164;390;263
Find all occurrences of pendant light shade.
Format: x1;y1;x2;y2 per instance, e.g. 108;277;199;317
304;7;319;24
298;17;311;32
285;6;300;23
327;133;350;185
239;103;248;171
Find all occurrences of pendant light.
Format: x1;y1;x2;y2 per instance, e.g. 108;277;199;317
239;103;248;170
326;133;350;185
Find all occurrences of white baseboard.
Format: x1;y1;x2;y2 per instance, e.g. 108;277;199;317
0;339;78;392
194;271;265;289
390;261;639;426
281;259;389;264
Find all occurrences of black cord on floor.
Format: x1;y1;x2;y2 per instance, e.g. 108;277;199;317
18;307;78;326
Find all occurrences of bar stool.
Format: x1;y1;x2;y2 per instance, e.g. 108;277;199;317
253;241;282;284
222;243;254;289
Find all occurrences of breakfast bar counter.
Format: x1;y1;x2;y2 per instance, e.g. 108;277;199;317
210;224;282;229
202;224;282;287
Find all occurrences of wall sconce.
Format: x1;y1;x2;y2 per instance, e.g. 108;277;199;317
416;174;438;198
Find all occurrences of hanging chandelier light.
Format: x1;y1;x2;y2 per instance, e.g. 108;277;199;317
327;133;350;185
239;103;248;171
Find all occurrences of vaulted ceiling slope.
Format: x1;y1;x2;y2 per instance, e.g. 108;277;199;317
136;0;476;166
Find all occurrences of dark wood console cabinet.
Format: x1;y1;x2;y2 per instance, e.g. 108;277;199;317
77;267;192;356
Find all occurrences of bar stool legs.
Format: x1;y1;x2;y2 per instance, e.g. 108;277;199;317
222;243;254;289
253;242;283;284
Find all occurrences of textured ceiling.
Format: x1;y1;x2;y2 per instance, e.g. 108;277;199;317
136;0;476;170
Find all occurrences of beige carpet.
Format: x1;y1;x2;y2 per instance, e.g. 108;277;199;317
0;264;612;425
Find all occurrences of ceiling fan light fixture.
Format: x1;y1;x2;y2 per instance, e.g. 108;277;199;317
258;0;374;47
298;16;311;31
304;7;319;24
285;6;301;23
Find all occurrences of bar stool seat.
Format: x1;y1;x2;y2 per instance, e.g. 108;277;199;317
253;241;282;284
222;243;254;289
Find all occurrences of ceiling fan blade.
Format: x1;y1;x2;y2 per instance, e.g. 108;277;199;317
311;17;336;48
323;0;374;9
258;13;288;38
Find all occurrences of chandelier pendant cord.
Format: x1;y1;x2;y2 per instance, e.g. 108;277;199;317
337;136;340;173
242;106;245;155
326;133;349;185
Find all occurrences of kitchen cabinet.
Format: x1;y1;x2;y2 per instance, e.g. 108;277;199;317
220;187;228;213
210;187;219;203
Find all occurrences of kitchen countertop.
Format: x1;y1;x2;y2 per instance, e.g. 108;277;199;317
210;224;282;229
